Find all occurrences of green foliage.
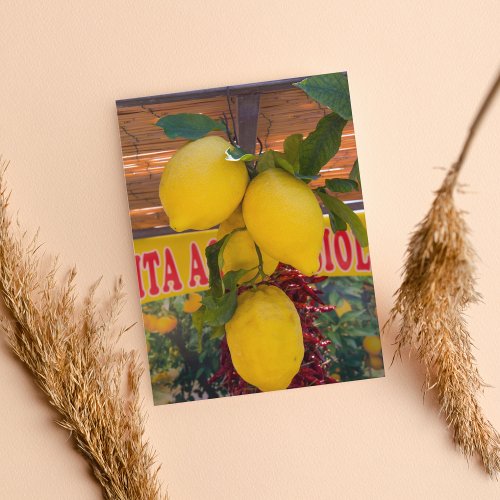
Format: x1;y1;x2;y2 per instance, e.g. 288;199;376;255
256;149;297;176
317;191;369;247
315;276;383;382
225;146;258;162
326;178;359;193
201;289;238;327
349;159;361;187
256;150;276;172
205;241;224;297
329;212;347;232
295;73;352;120
199;231;252;337
144;294;227;404
274;155;296;175
283;133;303;170
156;113;225;140
299;112;347;176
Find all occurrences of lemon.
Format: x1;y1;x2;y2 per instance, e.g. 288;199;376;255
183;293;203;313
143;314;178;334
159;136;249;231
225;285;304;391
369;355;384;370
151;368;180;384
335;299;352;317
362;335;382;355
217;206;278;283
242;168;324;275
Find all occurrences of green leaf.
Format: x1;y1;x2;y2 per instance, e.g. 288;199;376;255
318;191;368;247
192;308;205;335
330;330;342;345
340;310;366;323
192;308;205;352
349;159;361;187
209;325;226;340
156;113;225;140
222;269;249;290
329;212;347;232
299;112;347;176
225;146;257;162
295;73;352;120
283;133;303;170
202;289;238;327
326;178;359;193
205;229;245;297
295;174;320;183
275;156;296;175
205;238;227;297
256;150;276;172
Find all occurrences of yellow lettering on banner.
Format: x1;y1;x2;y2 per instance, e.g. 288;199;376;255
133;213;371;304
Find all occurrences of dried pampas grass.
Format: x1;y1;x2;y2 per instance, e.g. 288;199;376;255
0;163;166;499
387;71;500;476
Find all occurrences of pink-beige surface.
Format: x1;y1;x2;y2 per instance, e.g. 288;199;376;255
0;1;499;498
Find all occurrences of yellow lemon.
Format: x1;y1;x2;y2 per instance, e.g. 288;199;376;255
151;368;180;384
242;168;324;275
335;299;352;317
155;315;178;334
225;285;304;391
159;136;249;231
217;206;278;283
369;355;384;370
363;335;382;356
143;314;178;334
142;314;158;332
183;293;203;313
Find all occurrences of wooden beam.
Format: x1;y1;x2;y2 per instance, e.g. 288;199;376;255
236;93;260;155
116;76;313;108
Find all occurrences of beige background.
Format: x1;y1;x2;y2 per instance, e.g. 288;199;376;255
1;1;499;498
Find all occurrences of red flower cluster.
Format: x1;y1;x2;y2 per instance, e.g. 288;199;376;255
209;264;337;396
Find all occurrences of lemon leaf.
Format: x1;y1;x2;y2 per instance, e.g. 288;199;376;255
222;269;249;290
295;174;319;183
209;325;225;340
202;289;238;327
329;212;347;232
206;230;245;298
192;308;205;352
299;112;347;175
349;159;361;187
318;191;368;247
275;156;296;175
192;308;205;335
326;178;358;193
205;237;227;297
225;146;257;162
294;73;352;120
256;150;276;172
283;133;303;169
156;113;225;140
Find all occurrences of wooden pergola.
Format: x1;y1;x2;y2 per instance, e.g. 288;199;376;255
116;77;362;239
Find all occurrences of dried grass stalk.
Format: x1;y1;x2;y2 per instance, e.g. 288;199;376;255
387;71;500;476
0;163;167;499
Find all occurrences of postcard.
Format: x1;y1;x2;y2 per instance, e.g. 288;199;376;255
116;72;383;405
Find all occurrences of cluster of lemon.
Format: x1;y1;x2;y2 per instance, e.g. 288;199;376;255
159;135;328;392
143;294;202;335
